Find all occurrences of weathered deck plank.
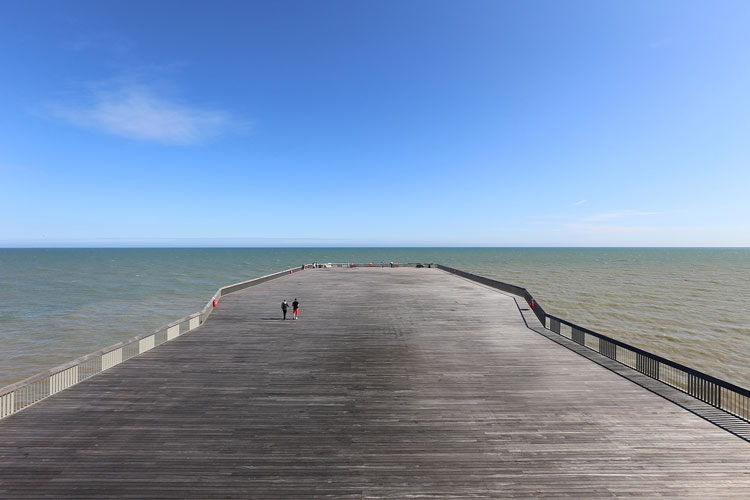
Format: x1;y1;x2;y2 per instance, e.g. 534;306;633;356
1;267;750;498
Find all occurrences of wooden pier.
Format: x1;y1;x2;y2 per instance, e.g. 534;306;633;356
1;267;750;498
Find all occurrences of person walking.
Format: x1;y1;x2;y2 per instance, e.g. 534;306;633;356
292;298;300;320
281;299;289;320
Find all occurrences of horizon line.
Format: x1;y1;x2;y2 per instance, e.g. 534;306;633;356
1;245;748;250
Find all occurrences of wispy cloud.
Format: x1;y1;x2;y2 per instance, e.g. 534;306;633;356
558;223;750;246
0;161;35;175
570;199;587;207
583;210;662;222
67;32;135;57
562;223;661;235
49;80;247;145
650;38;672;49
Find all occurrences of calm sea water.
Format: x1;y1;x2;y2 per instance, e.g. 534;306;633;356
1;248;748;389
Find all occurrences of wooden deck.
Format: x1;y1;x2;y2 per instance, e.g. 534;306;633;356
2;267;750;498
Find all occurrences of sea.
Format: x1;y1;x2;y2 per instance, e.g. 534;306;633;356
1;248;748;389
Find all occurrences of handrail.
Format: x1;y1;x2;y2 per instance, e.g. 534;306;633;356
0;265;306;419
5;261;745;426
1;261;416;417
435;264;546;325
547;314;750;396
436;264;750;423
317;262;426;268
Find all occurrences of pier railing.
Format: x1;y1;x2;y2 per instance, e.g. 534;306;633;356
434;264;546;325
545;314;750;422
0;265;305;420
4;261;748;427
436;264;750;423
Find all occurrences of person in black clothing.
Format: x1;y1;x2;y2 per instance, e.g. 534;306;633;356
281;299;289;320
292;298;299;320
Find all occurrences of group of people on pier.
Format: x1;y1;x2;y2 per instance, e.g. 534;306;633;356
281;298;299;320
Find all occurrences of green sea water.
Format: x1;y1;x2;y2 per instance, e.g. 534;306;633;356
0;248;748;388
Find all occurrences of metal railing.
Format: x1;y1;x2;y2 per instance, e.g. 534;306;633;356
435;264;546;325
305;262;429;268
6;261;746;427
0;265;305;420
436;264;750;423
546;314;750;421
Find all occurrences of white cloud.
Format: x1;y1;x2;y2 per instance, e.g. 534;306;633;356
650;38;672;49
583;210;662;222
0;161;35;175
570;199;587;207
67;33;135;56
562;223;660;235
51;82;245;145
559;223;750;246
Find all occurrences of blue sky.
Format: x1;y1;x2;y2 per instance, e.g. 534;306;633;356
1;0;749;247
